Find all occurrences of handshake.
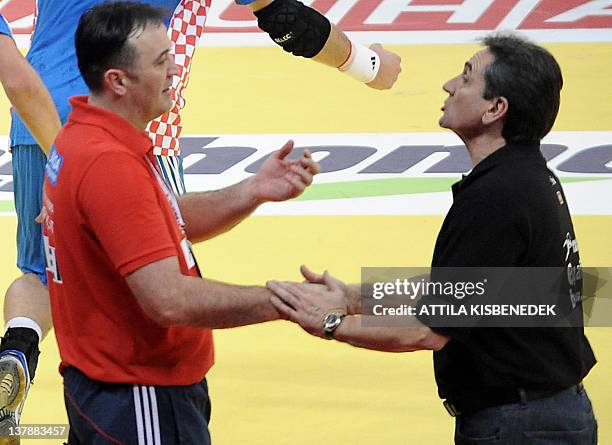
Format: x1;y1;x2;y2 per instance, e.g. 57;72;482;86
267;265;361;339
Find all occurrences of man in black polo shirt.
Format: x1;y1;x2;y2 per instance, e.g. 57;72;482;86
268;33;597;444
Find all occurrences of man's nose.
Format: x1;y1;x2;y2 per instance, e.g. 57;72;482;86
168;55;179;77
442;77;455;95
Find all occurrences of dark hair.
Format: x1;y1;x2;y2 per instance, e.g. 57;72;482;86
481;34;563;144
75;1;168;92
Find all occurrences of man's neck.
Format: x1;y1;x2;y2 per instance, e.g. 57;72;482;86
463;133;507;167
88;94;147;132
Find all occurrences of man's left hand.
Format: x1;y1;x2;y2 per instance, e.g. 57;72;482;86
249;140;320;203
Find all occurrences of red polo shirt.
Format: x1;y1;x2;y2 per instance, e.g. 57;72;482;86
43;96;214;385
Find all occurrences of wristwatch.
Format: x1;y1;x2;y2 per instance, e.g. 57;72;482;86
323;313;346;339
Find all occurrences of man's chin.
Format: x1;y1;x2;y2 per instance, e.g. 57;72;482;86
148;105;172;124
158;100;173;117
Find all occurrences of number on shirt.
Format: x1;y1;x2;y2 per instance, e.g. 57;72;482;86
43;235;62;283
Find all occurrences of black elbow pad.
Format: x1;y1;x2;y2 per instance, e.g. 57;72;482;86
254;0;331;58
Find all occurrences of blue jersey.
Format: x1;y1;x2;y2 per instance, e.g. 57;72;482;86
0;14;12;38
10;0;258;146
10;0;182;146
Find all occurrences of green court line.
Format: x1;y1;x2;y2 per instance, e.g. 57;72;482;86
294;176;612;201
293;177;458;201
0;177;609;210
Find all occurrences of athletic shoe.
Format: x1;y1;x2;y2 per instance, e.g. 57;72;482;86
0;350;31;445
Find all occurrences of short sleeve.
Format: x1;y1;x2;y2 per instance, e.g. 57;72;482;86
78;152;178;276
0;15;13;38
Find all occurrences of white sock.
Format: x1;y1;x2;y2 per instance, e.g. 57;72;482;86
5;317;42;342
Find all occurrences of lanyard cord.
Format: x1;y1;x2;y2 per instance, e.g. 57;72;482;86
145;156;185;228
145;155;203;277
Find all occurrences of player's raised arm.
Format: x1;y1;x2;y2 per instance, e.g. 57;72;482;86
241;0;401;90
0;32;60;155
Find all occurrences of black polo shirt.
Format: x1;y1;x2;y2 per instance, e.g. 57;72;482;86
419;143;596;410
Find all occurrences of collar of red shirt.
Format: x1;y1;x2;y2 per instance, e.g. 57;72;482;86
67;95;153;157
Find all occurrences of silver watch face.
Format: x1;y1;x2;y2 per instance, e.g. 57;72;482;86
323;313;342;333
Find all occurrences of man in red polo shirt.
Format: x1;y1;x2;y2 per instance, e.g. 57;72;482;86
42;2;319;443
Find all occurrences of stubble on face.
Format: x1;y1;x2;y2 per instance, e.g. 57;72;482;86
125;23;177;123
439;49;495;137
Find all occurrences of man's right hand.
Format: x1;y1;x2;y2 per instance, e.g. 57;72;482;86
367;43;402;90
267;279;347;339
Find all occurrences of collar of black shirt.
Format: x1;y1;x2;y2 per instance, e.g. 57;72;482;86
452;142;544;196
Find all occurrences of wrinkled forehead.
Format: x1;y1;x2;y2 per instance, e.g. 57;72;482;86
466;48;494;74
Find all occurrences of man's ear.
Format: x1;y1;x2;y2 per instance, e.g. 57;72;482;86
482;96;508;126
102;69;129;96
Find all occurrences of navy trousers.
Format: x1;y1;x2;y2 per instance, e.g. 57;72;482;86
63;367;212;445
454;385;597;444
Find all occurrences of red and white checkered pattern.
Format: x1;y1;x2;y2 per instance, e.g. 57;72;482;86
147;0;212;157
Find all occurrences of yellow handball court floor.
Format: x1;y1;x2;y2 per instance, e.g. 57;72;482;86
0;42;611;444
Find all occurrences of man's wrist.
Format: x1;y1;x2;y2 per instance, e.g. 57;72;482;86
347;284;362;314
242;176;266;207
338;42;380;84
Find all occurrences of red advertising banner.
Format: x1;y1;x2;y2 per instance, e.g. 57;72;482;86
1;0;611;40
0;0;612;45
